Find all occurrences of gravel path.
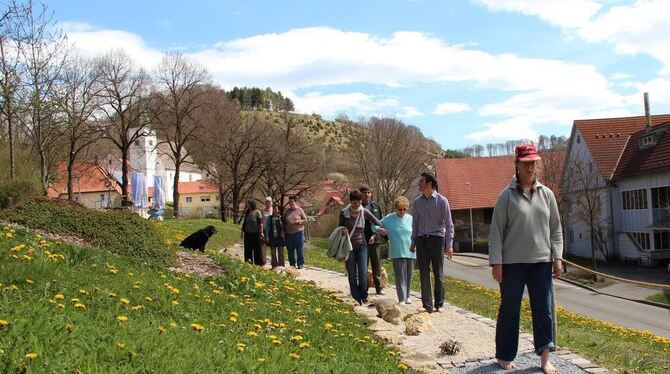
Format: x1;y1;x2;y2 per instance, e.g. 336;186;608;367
222;244;604;373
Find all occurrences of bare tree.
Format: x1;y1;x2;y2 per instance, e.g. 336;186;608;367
58;55;102;200
16;0;68;195
345;116;434;213
150;52;210;217
258;112;320;208
563;150;610;270
95;49;151;206
473;144;484;157
486;143;495;156
193;89;271;223
0;0;25;180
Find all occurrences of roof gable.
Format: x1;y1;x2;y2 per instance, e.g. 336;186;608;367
574;114;670;181
613;121;670;180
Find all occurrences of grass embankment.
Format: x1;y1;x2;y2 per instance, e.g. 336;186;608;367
0;224;409;373
306;237;670;373
647;292;670;306
156;218;241;251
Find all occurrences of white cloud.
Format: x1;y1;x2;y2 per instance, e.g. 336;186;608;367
397;106;424;118
290;92;399;117
434;102;472;115
61;22;164;69
473;0;603;29
610;72;633;80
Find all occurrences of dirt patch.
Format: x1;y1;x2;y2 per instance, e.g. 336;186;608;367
168;251;225;277
0;220;89;247
563;269;614;288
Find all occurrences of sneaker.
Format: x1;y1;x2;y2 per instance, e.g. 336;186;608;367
397;301;406;306
405;299;412;304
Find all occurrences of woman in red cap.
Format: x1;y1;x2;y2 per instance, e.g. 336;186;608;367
488;144;563;373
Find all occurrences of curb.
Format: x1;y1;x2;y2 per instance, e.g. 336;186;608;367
558;276;670;310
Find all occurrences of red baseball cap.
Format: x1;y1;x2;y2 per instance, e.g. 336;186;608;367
515;144;541;162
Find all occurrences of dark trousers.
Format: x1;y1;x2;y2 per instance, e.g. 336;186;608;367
416;236;445;312
286;231;305;267
368;244;383;293
270;246;285;268
392;258;414;303
243;232;264;266
496;262;555;361
345;244;368;303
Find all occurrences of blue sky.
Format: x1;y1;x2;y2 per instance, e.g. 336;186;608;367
47;0;670;149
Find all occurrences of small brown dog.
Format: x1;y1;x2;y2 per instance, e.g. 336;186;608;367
367;267;388;289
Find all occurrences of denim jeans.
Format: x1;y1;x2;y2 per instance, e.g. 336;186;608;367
345;244;368;302
496;262;556;362
285;231;305;267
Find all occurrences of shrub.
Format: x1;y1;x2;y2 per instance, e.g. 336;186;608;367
0;199;174;265
0;180;38;209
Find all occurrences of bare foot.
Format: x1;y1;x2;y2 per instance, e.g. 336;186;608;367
496;359;517;370
541;349;558;374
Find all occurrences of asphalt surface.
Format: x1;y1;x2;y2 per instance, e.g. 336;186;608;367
445;255;670;338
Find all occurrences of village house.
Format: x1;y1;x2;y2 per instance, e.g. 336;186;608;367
48;162;122;209
148;180;220;217
563;113;670;265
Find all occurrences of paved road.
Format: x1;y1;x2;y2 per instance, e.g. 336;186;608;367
444;255;670;338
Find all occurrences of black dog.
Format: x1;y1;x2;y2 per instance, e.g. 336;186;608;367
179;225;217;252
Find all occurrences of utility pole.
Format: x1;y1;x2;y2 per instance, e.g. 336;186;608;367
466;182;474;252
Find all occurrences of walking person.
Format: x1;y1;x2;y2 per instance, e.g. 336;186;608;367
261;197;273;264
360;184;385;295
241;199;265;266
284;195;307;269
340;189;386;305
410;172;454;313
264;204;286;268
374;196;414;305
489;144;563;373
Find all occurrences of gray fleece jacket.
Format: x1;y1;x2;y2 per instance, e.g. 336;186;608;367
488;178;563;265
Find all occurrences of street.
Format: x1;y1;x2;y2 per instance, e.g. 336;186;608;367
445;255;670;338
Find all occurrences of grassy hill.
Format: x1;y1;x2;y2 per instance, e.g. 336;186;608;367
0;209;409;372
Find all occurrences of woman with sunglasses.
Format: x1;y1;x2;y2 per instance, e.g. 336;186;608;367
373;196;415;305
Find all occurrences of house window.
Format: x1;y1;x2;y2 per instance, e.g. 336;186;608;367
100;194;105;201
577;135;581;143
640;134;657;149
186;197;192;203
654;231;670;250
622;189;648;210
630;232;651;250
201;196;210;202
651;186;670;209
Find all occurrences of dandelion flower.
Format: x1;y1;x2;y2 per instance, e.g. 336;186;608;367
272;340;282;345
288;352;300;360
74;303;86;310
258;358;266;362
25;279;33;285
117;315;128;322
144;297;153;302
57;303;65;309
299;342;310;349
108;292;117;298
324;323;333;330
120;298;130;305
66;323;75;333
191;323;205;332
55;294;65;300
170;322;177;328
0;320;8;328
24;352;38;360
235;342;246;352
171;300;179;306
246;331;258;337
290;335;303;342
158;326;166;334
229;316;237;323
117;342;125;349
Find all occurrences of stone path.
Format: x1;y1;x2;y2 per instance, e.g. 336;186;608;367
221;245;608;373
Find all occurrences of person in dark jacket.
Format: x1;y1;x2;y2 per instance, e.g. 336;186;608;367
339;189;386;305
264;204;286;268
241;199;264;266
360;184;385;295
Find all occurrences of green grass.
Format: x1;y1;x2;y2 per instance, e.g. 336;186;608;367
647;292;670;305
305;238;670;373
0;225;410;373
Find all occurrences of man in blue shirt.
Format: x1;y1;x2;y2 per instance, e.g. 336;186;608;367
410;172;454;313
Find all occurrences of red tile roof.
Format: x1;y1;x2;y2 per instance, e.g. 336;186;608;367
612;121;670;180
50;162;121;195
435;155;515;211
574;114;670;181
177;180;219;194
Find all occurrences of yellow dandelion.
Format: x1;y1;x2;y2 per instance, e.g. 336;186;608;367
57;303;65;309
144;297;153;302
272;340;282;345
229;316;237;323
130;305;143;311
117;315;128;322
158;326;166;334
235;342;247;352
299;342;310;349
0;319;8;328
258;358;266;362
171;300;179;305
107;292;117;297
398;361;408;370
246;331;258;337
24;352;38;360
66;323;75;333
117;342;125;349
191;323;205;332
290;335;303;342
170;322;178;328
120;298;130;305
55;294;65;300
74;303;86;310
288;352;300;360
324;323;333;330
25;279;33;285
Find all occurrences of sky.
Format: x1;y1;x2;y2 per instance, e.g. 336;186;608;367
44;0;670;149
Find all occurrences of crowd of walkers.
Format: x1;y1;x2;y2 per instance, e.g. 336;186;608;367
241;144;563;373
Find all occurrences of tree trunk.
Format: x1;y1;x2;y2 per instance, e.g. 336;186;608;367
218;184;226;222
8;115;15;180
232;188;240;224
67;156;75;201
172;162;180;218
39;147;48;196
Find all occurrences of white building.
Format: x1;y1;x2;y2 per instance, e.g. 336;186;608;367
563;114;670;265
